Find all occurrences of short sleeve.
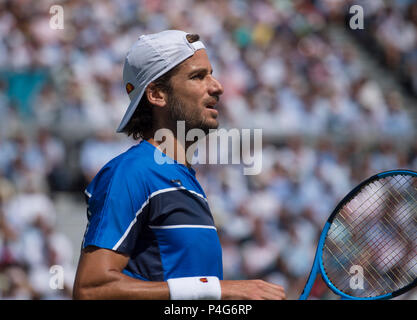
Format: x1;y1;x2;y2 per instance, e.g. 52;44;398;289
82;160;149;255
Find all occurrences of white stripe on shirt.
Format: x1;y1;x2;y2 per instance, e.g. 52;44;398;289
112;187;208;250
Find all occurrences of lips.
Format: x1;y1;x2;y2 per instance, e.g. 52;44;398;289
205;97;219;110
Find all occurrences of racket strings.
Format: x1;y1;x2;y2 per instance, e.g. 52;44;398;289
333;176;413;239
326;229;401;295
322;175;417;297
325;230;413;296
337;195;417;293
330;178;400;242
334;182;417;262
328;186;417;294
350;186;417;263
325;241;390;293
328;177;416;249
328;179;416;270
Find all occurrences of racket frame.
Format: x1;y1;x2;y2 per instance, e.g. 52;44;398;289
299;169;417;300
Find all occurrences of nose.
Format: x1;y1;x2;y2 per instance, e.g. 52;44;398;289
208;74;224;97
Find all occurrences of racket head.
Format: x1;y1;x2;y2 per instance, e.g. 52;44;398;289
318;169;417;300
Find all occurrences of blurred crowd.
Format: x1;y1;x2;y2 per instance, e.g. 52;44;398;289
343;0;417;96
0;0;417;299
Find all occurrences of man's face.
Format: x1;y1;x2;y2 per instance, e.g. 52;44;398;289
166;49;224;134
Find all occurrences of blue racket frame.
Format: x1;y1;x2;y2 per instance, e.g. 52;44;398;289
299;169;417;300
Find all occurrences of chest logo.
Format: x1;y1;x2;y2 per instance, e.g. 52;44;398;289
171;179;183;186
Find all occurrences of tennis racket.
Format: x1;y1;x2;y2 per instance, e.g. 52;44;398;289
299;169;417;300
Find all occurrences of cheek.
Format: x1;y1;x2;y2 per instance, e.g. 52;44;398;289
181;91;205;110
172;81;206;111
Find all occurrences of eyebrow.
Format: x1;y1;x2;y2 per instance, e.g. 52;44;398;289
188;67;213;76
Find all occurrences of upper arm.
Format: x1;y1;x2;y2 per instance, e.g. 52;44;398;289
73;245;170;300
73;246;130;299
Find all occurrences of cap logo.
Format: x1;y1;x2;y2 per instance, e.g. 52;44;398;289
126;82;135;94
199;278;208;283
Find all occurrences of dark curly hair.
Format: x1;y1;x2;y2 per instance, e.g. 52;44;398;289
122;34;201;140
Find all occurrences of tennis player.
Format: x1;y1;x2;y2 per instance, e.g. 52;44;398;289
73;30;286;300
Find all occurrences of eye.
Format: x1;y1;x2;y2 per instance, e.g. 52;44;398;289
191;73;205;80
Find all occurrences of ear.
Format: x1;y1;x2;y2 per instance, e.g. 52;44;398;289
145;83;167;108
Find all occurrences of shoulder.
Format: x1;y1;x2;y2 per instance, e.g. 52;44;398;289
85;141;158;197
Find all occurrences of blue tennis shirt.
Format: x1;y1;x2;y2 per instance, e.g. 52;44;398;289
82;140;223;281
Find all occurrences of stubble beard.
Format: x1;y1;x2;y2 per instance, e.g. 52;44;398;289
167;92;218;136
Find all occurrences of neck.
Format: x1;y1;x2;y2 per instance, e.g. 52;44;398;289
146;134;197;168
145;113;202;168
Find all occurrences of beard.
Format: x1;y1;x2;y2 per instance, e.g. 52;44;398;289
166;92;218;136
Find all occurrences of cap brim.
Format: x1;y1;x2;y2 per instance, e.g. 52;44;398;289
116;86;146;133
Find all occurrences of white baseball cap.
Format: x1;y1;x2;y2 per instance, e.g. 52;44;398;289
117;30;206;132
